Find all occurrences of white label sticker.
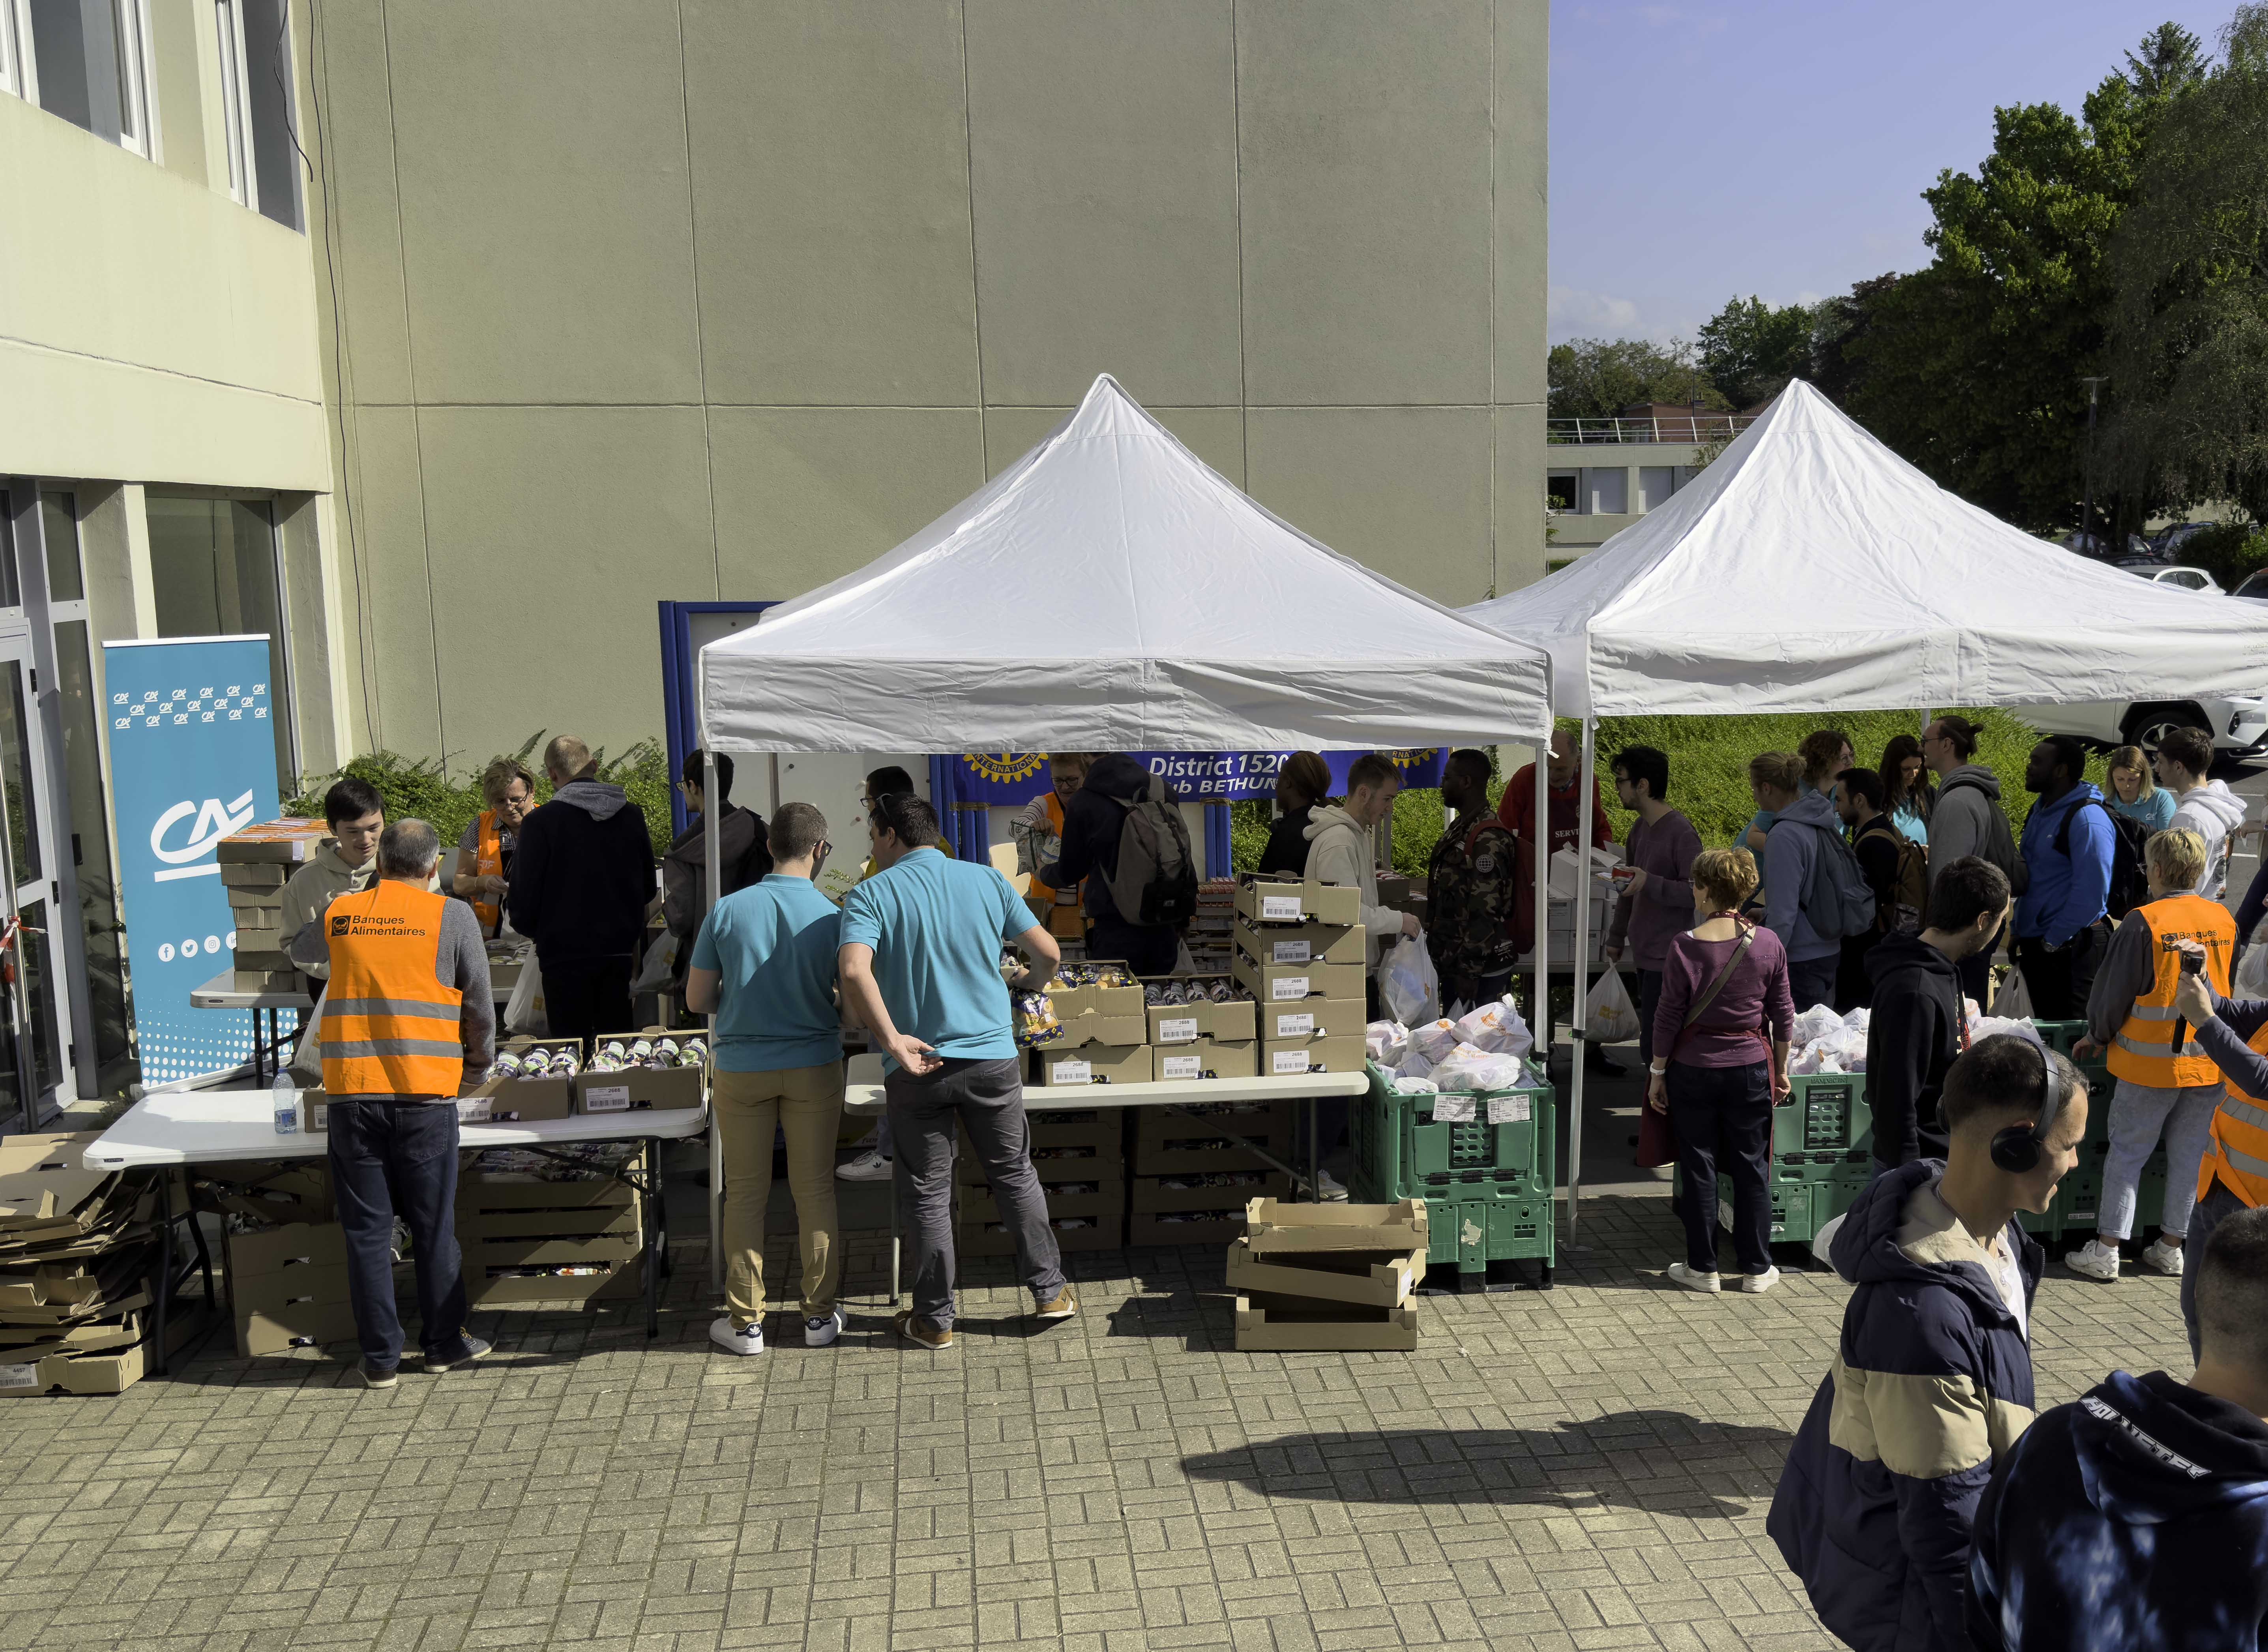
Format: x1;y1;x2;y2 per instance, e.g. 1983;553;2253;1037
1274;1012;1316;1039
1050;1059;1093;1086
457;1096;493;1123
583;1084;631;1114
1488;1094;1532;1125
0;1361;37;1390
302;1101;328;1133
1433;1093;1476;1122
1160;1054;1202;1081
1271;938;1312;964
1271;1049;1313;1075
1157;1016;1199;1044
1260;894;1303;921
1270;976;1310;1001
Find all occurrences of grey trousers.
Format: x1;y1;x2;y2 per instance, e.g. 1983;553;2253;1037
2181;1178;2247;1363
886;1054;1065;1329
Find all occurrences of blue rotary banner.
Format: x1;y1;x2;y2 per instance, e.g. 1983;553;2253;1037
103;638;282;1085
946;748;1447;805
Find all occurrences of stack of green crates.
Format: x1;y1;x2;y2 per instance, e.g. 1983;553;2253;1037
1352;1063;1555;1283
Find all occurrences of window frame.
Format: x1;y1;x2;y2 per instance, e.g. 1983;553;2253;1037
214;0;253;205
108;0;158;160
0;0;36;101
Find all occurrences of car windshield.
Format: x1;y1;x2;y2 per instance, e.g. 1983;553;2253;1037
2237;572;2268;599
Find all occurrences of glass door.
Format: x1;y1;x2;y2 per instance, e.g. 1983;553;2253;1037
0;636;68;1126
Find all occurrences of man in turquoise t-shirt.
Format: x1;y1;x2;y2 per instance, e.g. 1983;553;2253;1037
838;791;1075;1349
687;802;845;1358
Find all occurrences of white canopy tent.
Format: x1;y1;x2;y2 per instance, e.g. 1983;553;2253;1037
694;374;1557;1283
1467;378;2268;1236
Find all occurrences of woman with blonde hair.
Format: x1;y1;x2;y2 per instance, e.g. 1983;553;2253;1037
2104;743;2176;833
1647;846;1795;1294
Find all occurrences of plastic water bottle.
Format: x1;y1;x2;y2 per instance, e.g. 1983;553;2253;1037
272;1071;298;1135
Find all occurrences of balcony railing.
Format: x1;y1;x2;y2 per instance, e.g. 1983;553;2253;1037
1546;414;1758;445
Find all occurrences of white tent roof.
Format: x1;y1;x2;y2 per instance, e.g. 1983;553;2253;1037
702;375;1552;752
1465;379;2268;717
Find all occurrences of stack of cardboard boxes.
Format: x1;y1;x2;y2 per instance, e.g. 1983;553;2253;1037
1225;1196;1427;1351
199;1161;354;1356
0;1134;174;1397
1030;968;1152;1086
1144;978;1257;1080
457;1148;644;1307
1230;876;1366;1078
956;1109;1127;1255
1128;1103;1293;1245
1185;878;1237;974
219;819;333;991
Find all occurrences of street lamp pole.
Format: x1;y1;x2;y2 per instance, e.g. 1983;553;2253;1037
2081;375;2108;551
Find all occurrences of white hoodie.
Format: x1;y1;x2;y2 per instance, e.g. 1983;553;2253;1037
2169;777;2248;898
1302;804;1398;968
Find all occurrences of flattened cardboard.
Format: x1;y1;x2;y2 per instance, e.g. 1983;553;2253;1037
1233;1293;1418;1352
1033;1042;1153;1087
1232;919;1364;968
1223;1239;1423;1307
1233;875;1362;928
1259;1034;1365;1077
1230;953;1365;1007
0;1134;114;1234
1259;998;1365;1044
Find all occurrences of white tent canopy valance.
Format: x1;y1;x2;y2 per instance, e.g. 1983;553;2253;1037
1468;379;2268;719
700;374;1553;753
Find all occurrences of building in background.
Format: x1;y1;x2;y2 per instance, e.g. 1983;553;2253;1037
1545;403;1753;563
0;0;1548;1112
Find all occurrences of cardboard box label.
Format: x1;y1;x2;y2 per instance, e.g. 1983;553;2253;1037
1159;1052;1202;1082
457;1096;493;1123
1271;1049;1313;1075
1260;894;1303;921
0;1362;36;1390
1274;1011;1315;1039
1156;1016;1199;1044
1488;1094;1532;1125
1049;1059;1092;1086
1270;975;1310;1001
1271;938;1311;964
582;1084;631;1114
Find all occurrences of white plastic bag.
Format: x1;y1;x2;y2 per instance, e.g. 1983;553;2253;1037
1968;1014;2045;1053
2239;921;2268;999
1431;1042;1526;1093
1582;969;1641;1044
1791;1003;1844;1046
1989;968;2033;1020
1451;995;1534;1058
504;952;548;1034
1395;1049;1435;1082
1406;1018;1462;1063
631;928;679;996
1390;1075;1439;1096
1365;1020;1410;1066
1380;934;1440;1026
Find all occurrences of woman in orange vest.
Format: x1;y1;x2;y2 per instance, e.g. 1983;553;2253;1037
2070;829;2233;1284
1013;754;1090;940
453;757;538;936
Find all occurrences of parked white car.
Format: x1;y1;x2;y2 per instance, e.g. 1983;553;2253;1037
2126;563;2225;595
2011;694;2268;758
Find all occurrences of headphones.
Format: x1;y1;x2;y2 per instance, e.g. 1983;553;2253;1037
1989;1036;2066;1173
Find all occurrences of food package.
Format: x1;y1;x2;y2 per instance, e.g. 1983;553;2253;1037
1395;1048;1435;1082
1365;1020;1410;1066
1966;1014;2046;1052
1790;1003;1844;1047
1014;991;1064;1048
1390;1075;1439;1096
1430;1042;1527;1093
1406;1018;1463;1064
1450;995;1533;1058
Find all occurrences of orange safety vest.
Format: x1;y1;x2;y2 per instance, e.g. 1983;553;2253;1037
2107;894;2235;1089
1026;792;1085;939
321;881;466;1098
470;809;505;934
2204;1021;2268;1208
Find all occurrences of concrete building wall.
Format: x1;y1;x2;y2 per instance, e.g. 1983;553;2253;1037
305;0;1551;773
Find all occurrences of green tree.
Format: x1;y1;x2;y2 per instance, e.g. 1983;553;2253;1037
1697;295;1816;409
1807;274;1901;407
1845;27;2200;533
1546;338;1725;421
2107;8;2268;522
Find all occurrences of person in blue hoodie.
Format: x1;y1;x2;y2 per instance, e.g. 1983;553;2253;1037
1754;749;1844;1010
1966;1203;2268;1651
2013;735;2114;1020
1769;1034;2089;1652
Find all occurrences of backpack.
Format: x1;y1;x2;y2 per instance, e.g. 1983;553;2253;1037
1860;818;1927;936
1794;819;1878;940
1100;778;1198;928
1944;773;2030;896
2052;796;2151;921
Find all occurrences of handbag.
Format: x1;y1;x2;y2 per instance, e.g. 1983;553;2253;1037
1638;923;1763;1168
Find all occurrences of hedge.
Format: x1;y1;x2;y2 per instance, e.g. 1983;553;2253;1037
285;734;677;853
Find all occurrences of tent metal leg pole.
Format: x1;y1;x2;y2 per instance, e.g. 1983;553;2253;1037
706;745;725;1298
1532;747;1549;1061
1569;716;1596;1244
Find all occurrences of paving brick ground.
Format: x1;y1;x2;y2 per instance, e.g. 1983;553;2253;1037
0;1170;2193;1652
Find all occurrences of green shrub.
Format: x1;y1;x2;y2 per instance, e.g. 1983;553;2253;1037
286;734;677;854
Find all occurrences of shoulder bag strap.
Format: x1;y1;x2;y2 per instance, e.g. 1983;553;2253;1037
1681;921;1758;1029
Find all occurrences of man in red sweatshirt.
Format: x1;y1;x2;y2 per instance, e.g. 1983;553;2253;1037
1496;729;1614;954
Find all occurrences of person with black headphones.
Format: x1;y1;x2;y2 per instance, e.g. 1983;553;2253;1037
1768;1034;2088;1652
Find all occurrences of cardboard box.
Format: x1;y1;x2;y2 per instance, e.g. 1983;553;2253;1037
1233;919;1365;968
1231;953;1365;1007
1244;1197;1428;1254
1049;1013;1146;1049
1257;998;1365;1045
469;1256;639;1307
957;1214;1124;1258
195;1161;333;1226
1127;1209;1247;1247
234;969;301;993
1259;1034;1365;1077
1233;874;1362;928
231;947;295;972
1223;1239;1423;1307
956;1112;1125;1183
457;1170;638;1215
217;819;333;863
1233;1293;1418;1352
228;906;287;937
1132;1104;1294;1174
233;1266;356;1357
0;1312;196;1397
575;1033;705;1114
1043;971;1145;1020
1131;1169;1289;1213
1152;1038;1256;1082
1033;1041;1153;1088
456;1080;573;1123
223;1221;346;1279
219;862;290;890
959;1173;1126;1223
1144;996;1256;1044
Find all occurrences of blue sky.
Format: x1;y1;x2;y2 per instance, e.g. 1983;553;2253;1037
1548;0;2239;345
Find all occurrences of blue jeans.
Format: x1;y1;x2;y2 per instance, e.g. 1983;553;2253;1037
2099;1078;2222;1241
326;1099;474;1369
1667;1059;1774;1275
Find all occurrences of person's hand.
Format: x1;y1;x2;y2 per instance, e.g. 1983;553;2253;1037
1620;868;1648;900
2174;969;2217;1028
1400;912;1421;938
1773;1067;1792;1104
2073;1035;2101;1059
1646;1071;1668;1114
1601;944;1622;965
886;1032;941;1076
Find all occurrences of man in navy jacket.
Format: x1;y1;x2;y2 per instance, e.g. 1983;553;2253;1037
1768;1035;2088;1652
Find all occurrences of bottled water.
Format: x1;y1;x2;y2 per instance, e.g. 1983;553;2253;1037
272;1071;298;1135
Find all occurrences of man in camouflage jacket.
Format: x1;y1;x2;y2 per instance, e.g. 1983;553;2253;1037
1427;749;1520;1008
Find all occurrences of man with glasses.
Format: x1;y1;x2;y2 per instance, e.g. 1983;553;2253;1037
454;758;538;938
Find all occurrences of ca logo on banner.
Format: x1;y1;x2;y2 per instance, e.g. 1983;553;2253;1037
149;789;258;883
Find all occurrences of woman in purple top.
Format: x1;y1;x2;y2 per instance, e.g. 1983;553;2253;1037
1645;847;1796;1294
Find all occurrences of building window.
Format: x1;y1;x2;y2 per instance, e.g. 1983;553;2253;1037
143;494;298;795
215;0;301;229
1583;468;1628;515
1637;467;1676;513
24;0;157;156
1546;473;1579;514
2;0;33;99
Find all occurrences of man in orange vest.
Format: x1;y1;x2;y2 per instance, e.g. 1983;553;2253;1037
290;818;495;1389
1013;753;1089;939
2071;829;2234;1284
2171;916;2268;1361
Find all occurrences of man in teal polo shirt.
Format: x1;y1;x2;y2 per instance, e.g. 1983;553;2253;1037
838;790;1076;1349
687;802;846;1357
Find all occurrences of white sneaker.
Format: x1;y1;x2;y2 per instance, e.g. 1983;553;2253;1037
1741;1266;1781;1294
804;1307;847;1347
1667;1262;1722;1293
710;1316;764;1356
836;1149;893;1182
1313;1168;1348;1202
2065;1239;2121;1282
2141;1239;2184;1276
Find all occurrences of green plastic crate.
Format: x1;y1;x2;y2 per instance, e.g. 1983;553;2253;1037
2032;1019;2089;1056
1676;1164;1871;1247
1354;1062;1554;1200
1777;1073;1873;1159
1425;1182;1555;1273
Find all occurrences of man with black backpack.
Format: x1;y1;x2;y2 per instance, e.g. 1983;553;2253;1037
1037;752;1197;975
1832;767;1919;1010
1924;715;2028;1009
2015;735;2116;1019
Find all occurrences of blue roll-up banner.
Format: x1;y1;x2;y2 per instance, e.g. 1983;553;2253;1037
948;749;1446;806
103;638;283;1085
